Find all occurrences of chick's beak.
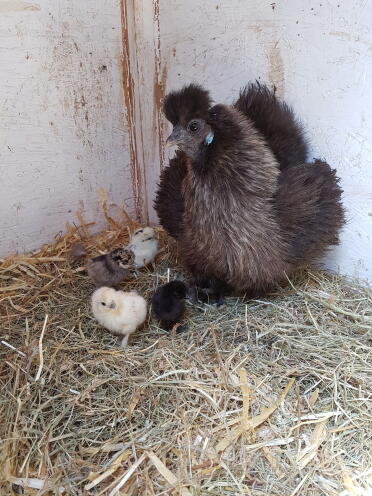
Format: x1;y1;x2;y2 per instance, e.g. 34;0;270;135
166;125;184;148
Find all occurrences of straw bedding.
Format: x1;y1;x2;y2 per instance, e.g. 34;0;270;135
0;211;371;495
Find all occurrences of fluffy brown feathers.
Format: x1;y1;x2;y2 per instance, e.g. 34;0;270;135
156;82;345;297
87;248;134;288
180;103;289;293
234;82;308;170
163;83;212;126
154;150;187;240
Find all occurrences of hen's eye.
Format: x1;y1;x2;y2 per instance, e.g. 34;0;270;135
188;121;200;133
101;302;106;306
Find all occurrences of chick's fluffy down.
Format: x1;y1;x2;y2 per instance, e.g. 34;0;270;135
128;227;158;268
91;287;147;346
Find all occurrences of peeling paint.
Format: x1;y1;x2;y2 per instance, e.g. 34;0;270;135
0;1;134;256
153;0;167;172
244;20;275;33
153;66;167;172
329;30;353;41
120;0;144;221
329;30;372;50
268;40;285;96
0;1;40;12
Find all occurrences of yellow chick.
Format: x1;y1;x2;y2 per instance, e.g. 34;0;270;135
91;287;147;347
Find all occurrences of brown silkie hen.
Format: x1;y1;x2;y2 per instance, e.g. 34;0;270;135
154;83;345;299
154;81;309;240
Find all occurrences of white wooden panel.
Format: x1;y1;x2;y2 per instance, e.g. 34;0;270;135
153;0;372;281
0;0;133;256
123;0;167;227
1;0;371;282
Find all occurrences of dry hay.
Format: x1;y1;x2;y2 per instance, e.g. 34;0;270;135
0;211;371;495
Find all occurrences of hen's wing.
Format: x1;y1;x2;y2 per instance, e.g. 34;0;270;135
154;150;187;239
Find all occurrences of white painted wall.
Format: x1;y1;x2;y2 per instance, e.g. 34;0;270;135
0;0;134;256
152;0;372;281
1;0;371;282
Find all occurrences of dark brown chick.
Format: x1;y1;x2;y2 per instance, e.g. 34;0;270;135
87;248;135;288
159;83;345;297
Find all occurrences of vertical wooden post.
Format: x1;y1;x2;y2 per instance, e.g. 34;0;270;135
120;0;147;222
120;0;167;224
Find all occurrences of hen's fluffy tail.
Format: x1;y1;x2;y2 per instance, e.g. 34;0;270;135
275;159;346;264
234;81;308;170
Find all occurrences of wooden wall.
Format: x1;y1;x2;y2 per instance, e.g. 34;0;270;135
1;0;371;281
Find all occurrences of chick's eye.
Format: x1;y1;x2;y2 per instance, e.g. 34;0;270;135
188;121;200;133
101;302;106;306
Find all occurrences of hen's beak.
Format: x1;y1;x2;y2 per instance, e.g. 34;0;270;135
166;125;183;148
109;301;116;309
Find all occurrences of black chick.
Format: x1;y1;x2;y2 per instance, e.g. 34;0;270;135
152;280;187;332
87;247;135;288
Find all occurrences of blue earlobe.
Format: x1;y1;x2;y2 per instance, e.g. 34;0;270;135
205;131;214;146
